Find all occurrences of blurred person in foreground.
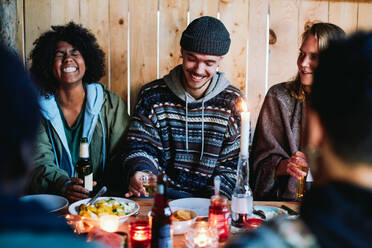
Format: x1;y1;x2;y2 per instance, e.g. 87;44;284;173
28;22;129;202
226;32;372;248
122;16;245;199
0;45;100;247
250;23;345;200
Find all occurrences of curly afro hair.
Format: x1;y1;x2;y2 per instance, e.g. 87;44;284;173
29;22;105;96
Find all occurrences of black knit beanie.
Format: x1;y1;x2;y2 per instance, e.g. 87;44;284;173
180;16;230;56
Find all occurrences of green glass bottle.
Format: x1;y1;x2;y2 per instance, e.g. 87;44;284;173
76;137;93;192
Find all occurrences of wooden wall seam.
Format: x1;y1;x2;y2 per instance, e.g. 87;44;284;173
14;0;372;128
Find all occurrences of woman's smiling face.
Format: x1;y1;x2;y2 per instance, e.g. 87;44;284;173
297;35;319;90
53;41;86;86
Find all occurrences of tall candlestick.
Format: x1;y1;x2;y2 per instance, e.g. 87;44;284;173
240;101;250;157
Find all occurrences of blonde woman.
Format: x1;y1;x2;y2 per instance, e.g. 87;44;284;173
250;23;345;200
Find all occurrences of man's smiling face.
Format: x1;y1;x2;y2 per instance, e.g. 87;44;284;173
181;48;223;99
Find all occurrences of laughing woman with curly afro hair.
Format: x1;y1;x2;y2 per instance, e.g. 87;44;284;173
28;22;129;202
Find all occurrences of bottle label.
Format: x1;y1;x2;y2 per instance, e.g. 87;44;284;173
157;224;172;248
231;196;252;214
84;172;93;191
157;184;164;194
79;142;89;158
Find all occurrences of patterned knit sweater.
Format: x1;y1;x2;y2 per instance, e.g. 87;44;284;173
123;65;245;198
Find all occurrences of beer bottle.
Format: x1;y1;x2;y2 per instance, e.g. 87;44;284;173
76;137;93;193
150;173;173;248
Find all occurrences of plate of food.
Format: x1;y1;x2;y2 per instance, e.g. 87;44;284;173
253;205;289;220
169;198;210;217
69;197;139;221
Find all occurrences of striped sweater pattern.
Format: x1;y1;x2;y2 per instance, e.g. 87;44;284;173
123;79;244;198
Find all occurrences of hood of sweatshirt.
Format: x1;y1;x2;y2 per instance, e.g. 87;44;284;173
163;64;230;103
163;65;231;159
39;83;105;177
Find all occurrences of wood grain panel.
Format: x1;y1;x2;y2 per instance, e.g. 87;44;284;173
159;0;188;78
247;0;269;132
18;0;369;123
219;0;249;92
357;0;372;31
109;0;129;103
189;0;219;21
329;0;358;34
129;0;158;111
16;0;25;62
298;0;328;37
50;0;80;25
80;0;110;86
24;0;51;66
269;0;299;89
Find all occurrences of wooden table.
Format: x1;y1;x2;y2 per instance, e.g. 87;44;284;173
118;198;300;247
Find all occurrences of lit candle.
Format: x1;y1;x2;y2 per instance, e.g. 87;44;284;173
193;228;209;247
240;100;250;157
133;226;148;241
186;218;219;248
99;215;119;233
129;218;151;248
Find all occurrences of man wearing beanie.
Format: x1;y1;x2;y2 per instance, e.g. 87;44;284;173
122;16;245;199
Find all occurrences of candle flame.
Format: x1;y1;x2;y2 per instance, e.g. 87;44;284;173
194;231;209;247
241;100;248;112
133;230;148;241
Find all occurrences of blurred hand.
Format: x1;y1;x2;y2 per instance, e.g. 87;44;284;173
277;151;308;180
64;177;97;202
125;171;147;198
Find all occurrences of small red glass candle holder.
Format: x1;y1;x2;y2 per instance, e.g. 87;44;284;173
244;218;264;231
129;217;151;248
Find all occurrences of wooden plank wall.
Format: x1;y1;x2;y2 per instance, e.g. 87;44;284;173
16;0;372;130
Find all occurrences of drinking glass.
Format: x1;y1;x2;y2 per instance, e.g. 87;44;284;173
140;171;157;197
296;166;309;200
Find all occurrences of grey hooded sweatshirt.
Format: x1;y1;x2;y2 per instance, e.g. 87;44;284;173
164;65;231;159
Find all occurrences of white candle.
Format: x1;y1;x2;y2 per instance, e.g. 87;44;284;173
240;101;250;157
99;215;119;233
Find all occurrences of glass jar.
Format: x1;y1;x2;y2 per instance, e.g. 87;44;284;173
208;195;230;242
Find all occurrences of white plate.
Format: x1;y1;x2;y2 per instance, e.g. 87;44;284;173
68;197;139;220
20;194;68;213
253;205;288;220
169;198;210;217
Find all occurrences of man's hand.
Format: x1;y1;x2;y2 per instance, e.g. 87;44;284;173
276;151;308;180
64;177;97;202
125;171;147;198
